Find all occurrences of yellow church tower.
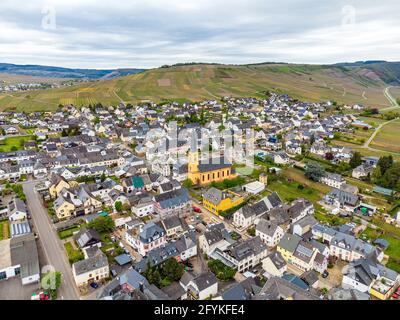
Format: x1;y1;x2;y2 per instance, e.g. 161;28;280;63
188;130;200;184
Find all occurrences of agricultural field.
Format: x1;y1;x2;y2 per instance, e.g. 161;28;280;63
0;135;34;152
370;120;400;153
388;86;400;103
332;140;400;162
0;73;71;85
0;63;390;111
334;127;373;145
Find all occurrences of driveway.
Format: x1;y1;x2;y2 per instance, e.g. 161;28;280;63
22;181;79;300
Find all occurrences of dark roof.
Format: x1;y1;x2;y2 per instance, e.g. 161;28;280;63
198;157;232;173
154;188;190;209
191;272;218;291
10;233;39;279
161;282;186;300
254;277;320;300
73;252;108;276
114;254;132;266
241;200;268;218
74;228;101;248
266;192;282;208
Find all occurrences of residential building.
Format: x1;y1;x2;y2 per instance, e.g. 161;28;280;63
72;251;109;287
202;187;244;216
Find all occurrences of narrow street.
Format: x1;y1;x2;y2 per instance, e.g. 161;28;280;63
191;198;249;240
22;181;79;300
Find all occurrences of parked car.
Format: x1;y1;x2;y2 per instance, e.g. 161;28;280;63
90;282;99;289
192;206;202;213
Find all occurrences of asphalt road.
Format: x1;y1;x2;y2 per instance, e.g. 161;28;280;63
23;181;79;300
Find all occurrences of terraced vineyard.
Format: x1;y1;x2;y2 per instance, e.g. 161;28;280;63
0;63;393;111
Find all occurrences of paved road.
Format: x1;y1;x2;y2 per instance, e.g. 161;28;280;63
22;181;79;300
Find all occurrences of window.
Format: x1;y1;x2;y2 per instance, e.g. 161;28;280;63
15;267;20;276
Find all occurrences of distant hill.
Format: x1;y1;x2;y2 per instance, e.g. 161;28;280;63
0;61;399;111
0;63;145;79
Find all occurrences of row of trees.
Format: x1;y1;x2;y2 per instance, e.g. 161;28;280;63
305;151;363;181
306;153;400;192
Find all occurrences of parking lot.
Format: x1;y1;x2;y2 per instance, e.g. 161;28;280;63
0;277;39;300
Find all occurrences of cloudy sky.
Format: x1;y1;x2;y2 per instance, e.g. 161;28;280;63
0;0;399;69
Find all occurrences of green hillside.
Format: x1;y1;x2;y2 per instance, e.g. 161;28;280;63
0;63;396;111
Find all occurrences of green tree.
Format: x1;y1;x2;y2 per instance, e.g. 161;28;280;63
207;260;236;281
349;152;362;169
336;161;351;174
182;179;194;189
114;201;123;213
41;271;62;300
87;216;115;233
377;155;393;175
378;163;400;189
143;263;161;287
371;166;382;182
162;258;184;281
305;162;325;181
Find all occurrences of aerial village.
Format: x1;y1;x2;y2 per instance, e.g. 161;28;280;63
1;92;400;301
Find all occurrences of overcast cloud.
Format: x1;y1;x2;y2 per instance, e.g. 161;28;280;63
0;0;399;68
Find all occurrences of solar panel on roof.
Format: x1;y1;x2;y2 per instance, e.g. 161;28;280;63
297;245;313;257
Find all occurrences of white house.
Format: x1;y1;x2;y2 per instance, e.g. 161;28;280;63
262;252;287;278
8;198;28;221
320;172;345;189
255;219;284;247
242;181;265;195
186;272;218;300
72;252;109;287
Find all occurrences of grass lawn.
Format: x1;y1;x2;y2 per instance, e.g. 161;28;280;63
0;135;34;152
0;219;10;240
345;177;374;193
361;223;400;270
58;226;80;240
268;179;322;202
314;211;349;226
64;242;84;264
268;167;329;203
